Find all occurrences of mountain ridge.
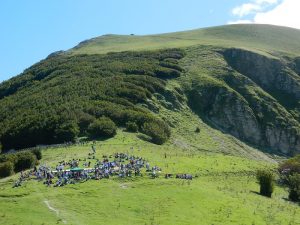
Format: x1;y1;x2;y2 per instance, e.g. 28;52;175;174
69;24;300;56
1;24;300;156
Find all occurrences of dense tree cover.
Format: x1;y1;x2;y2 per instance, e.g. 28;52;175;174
256;170;275;197
0;49;184;150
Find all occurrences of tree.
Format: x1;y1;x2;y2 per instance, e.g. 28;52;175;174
126;121;138;132
14;152;37;173
287;174;300;202
88;117;117;138
278;154;300;185
54;121;79;143
78;113;96;135
31;148;42;160
256;170;275;197
142;120;171;145
0;161;14;178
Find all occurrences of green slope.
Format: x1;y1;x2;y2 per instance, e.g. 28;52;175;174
1;24;300;225
70;24;300;56
1;24;300;155
0;134;299;225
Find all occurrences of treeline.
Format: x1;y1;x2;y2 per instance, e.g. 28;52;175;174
0;49;185;151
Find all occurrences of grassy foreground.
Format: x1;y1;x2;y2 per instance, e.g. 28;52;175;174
0;130;299;225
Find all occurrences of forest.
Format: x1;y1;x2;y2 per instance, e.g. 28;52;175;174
0;49;185;151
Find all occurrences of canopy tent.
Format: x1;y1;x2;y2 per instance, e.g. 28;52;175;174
70;167;84;172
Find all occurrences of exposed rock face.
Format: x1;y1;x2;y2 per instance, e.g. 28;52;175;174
223;48;300;99
188;83;261;145
185;47;300;155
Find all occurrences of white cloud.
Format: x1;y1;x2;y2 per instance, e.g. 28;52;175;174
254;0;300;29
232;3;262;17
255;0;278;4
232;0;278;17
228;20;253;24
230;0;300;29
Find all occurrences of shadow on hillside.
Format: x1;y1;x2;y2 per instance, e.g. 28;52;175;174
137;134;152;143
82;136;114;142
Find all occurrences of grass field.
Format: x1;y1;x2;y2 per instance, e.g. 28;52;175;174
69;24;300;56
0;127;299;225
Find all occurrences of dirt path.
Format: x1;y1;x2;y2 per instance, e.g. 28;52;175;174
44;199;67;224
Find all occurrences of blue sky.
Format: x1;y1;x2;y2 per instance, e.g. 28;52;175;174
0;0;297;82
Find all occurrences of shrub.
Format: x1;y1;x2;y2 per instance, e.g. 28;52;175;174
256;170;275;197
195;127;200;133
31;148;42;160
142;120;171;145
14;152;37;172
78;113;96;135
278;154;300;184
126;121;138;132
0;153;18;164
287;174;300;202
88;117;117;138
54;121;80;143
0;161;14;178
279;155;300;175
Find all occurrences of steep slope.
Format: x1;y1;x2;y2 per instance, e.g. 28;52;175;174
1;24;300;156
180;46;300;155
0;49;185;150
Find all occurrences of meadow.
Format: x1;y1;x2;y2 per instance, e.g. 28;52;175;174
0;130;299;225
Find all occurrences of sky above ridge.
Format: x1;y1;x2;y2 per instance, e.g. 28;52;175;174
0;0;299;82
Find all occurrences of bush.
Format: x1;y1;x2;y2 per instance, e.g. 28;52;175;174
195;127;200;133
287;174;300;202
256;170;275;197
278;154;300;185
126;121;138;132
88;117;117;138
142;120;171;145
78;113;96;135
31;148;42;160
0;161;14;178
54;121;80;143
14;152;37;172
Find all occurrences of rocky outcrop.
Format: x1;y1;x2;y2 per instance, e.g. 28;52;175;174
187;81;262;145
184;47;300;155
223;48;300;99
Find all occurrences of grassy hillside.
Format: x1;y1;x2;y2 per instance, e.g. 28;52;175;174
1;131;299;225
1;24;300;224
1;25;300;154
70;24;300;56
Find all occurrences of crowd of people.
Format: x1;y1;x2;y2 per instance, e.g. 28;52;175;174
13;145;192;188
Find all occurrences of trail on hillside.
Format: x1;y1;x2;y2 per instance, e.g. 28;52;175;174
44;199;67;224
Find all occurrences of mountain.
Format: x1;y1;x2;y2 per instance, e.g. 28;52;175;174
1;24;300;156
